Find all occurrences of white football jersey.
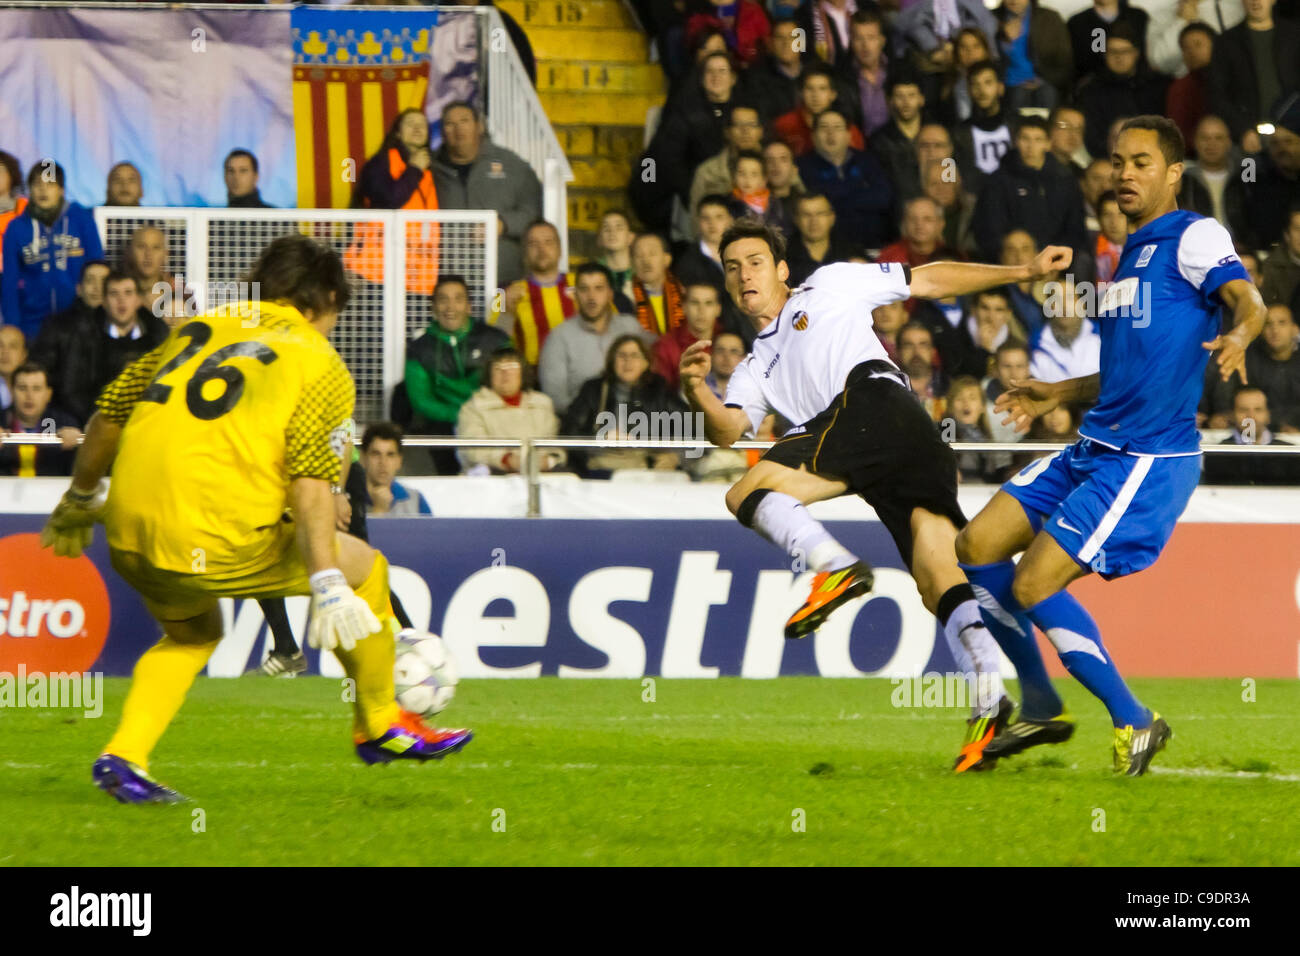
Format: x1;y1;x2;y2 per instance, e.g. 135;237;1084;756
722;262;911;435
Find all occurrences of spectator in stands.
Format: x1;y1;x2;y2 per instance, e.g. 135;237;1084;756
1094;190;1127;286
1148;0;1242;78
687;328;751;482
774;64;867;159
0;362;81;476
1067;0;1150;84
983;338;1032;447
999;228;1049;338
457;346;565;475
359;422;432;516
911;123;956;201
539;263;649;415
1227;96;1300;250
0;152;28;291
0;324;25;410
953;60;1012;189
433;101;543;287
98;270;168;388
839;8;891;135
685;0;772;69
405;274;510;475
104;161;142;207
29;260;109;426
689;104;765;218
726;150;777;224
672;195;733;303
1241;250;1264;286
959;287;1027;378
492;220;575;365
878;196;954;270
1030;278;1100;383
1079;155;1113;233
1184;115;1237;228
1203;386;1300;485
992;0;1074;110
1262;208;1300;306
1027;402;1080;442
797;0;861;67
630;232;686;337
945;375;1001;482
785;191;856;285
1074;23;1171;161
894;0;998;105
1;162;103;342
595;210;636;303
1204;303;1300;429
1049;106;1090;172
870;73;928;200
120;225;175;316
899;320;946;420
652;51;743;215
1208;0;1300;152
354;108;438;211
224;149;272;208
560;333;690;476
871;299;907;364
974;115;1088;266
935;26;995;127
1166;23;1215;150
798;106;896;252
654;281;723;388
744;17;804;121
762;139;805;240
922;159;979;259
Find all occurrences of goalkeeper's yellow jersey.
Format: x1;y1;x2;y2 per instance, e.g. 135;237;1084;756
98;301;354;575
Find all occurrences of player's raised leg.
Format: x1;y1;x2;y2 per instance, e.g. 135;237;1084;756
724;460;875;638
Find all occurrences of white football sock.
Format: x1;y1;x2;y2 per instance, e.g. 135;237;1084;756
943;599;1006;718
751;491;857;572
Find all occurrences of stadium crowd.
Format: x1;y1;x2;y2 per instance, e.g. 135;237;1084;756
2;0;1300;485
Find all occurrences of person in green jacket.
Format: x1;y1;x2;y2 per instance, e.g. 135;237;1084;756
404;274;509;474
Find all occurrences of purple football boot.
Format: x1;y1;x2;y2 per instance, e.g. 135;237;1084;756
355;710;473;765
92;754;187;804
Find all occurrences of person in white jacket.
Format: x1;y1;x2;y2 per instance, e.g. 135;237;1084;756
457;346;566;474
1146;0;1243;77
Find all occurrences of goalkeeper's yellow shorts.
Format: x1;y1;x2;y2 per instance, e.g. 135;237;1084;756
109;521;311;623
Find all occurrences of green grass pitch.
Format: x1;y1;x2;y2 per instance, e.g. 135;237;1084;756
2;677;1297;866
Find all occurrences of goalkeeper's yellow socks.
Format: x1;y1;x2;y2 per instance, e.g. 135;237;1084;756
336;550;401;740
103;636;219;771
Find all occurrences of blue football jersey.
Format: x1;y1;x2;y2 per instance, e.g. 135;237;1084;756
1080;210;1249;455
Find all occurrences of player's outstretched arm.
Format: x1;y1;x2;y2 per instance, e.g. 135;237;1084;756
909;246;1073;300
994;374;1100;434
1204;279;1267;384
680;340;750;448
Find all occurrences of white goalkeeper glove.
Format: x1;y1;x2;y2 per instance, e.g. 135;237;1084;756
307;569;381;652
40;479;109;559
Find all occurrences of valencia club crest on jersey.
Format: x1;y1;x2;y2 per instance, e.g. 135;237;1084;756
792;311;809;331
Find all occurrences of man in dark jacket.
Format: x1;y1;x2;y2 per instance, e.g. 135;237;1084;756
1;162;104;341
1073;23;1171;159
742;17;806;122
404;274;510;474
1226;97;1300;249
1208;0;1300;148
798;107;896;252
432;102;543;286
97;270;169;386
30;259;109;425
1067;0;1149;83
224;149;273;208
0;362;81;477
974;115;1089;263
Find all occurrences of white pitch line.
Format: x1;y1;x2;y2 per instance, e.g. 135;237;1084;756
1149;767;1300;783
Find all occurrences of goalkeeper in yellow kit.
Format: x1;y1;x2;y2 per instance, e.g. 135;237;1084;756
41;235;472;804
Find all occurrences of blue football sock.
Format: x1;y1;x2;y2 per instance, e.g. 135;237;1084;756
960;561;1063;720
1024;592;1151;728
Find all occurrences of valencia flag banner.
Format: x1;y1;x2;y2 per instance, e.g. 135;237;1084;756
291;7;437;210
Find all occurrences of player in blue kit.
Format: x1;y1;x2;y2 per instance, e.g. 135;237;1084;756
954;116;1267;775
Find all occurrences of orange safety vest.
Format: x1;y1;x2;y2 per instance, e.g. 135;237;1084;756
345;148;440;293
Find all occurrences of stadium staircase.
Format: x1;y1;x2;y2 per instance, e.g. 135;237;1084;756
498;0;666;261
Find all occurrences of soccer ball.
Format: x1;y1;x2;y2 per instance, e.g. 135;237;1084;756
394;629;458;717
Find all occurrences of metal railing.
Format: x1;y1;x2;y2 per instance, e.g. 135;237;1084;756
10;434;1300;517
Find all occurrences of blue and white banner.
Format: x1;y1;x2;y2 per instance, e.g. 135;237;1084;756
0;8;295;208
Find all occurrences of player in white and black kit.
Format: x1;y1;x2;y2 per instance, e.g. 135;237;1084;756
679;219;1072;770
